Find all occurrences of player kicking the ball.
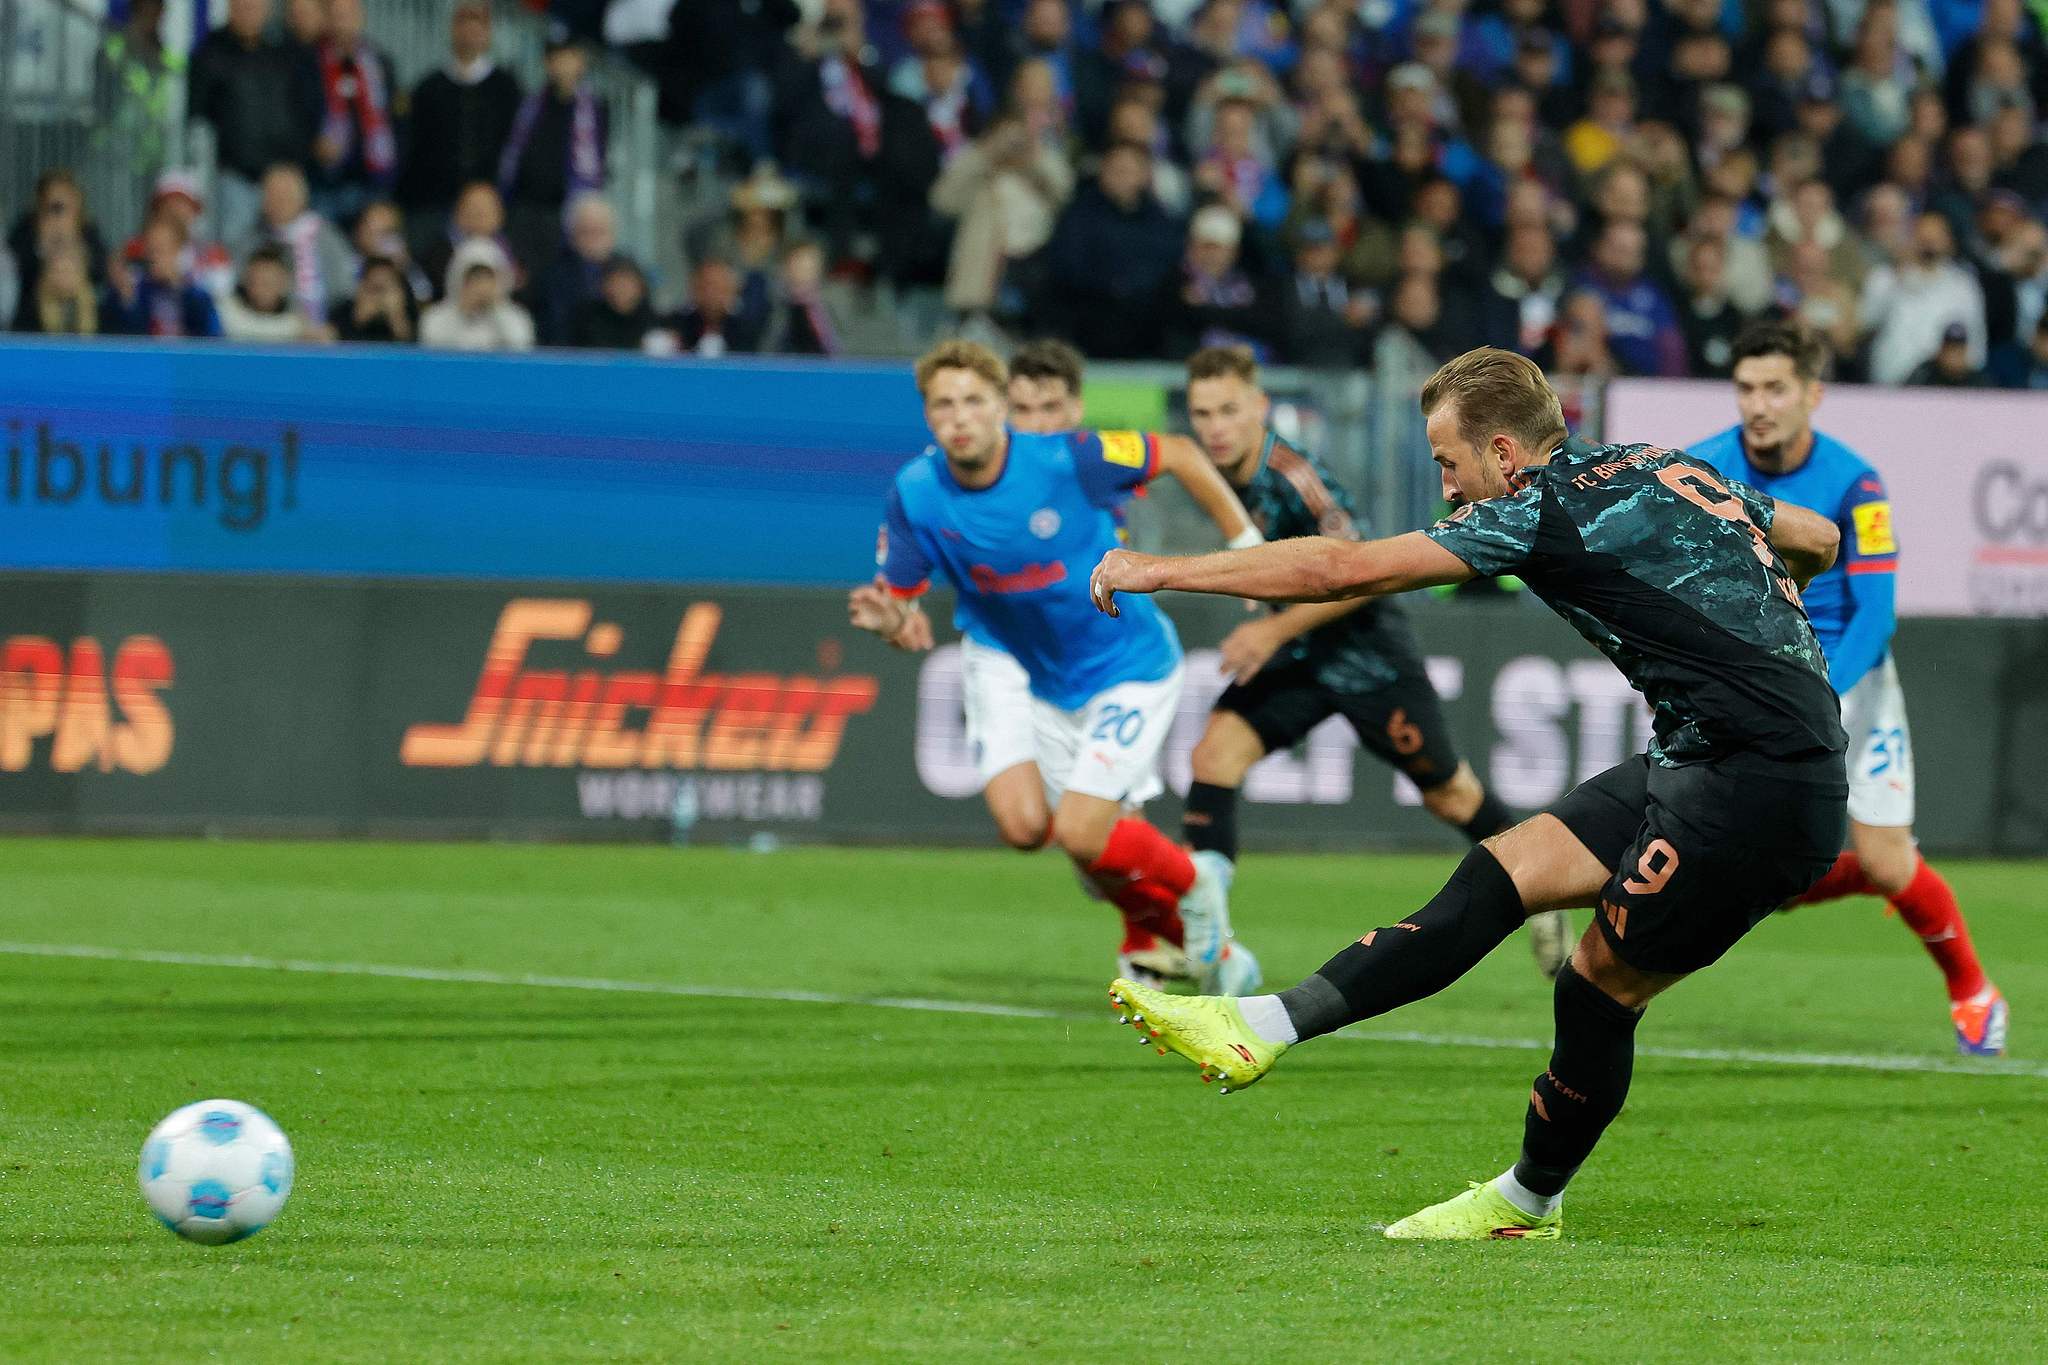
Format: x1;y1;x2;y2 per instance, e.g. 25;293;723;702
1689;322;2005;1055
1177;345;1571;979
1097;347;1847;1238
850;340;1265;994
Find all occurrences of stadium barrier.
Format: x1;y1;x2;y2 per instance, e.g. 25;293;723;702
2;574;2041;854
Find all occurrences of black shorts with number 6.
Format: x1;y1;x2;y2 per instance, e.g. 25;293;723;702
1216;650;1464;792
1549;751;1848;975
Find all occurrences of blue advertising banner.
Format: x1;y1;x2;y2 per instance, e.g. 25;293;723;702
0;340;928;584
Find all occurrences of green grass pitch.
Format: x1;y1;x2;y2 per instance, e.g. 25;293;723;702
2;838;2044;1361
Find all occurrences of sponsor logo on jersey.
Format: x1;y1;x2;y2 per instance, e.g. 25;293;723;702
1853;500;1896;556
966;560;1069;594
1098;430;1147;468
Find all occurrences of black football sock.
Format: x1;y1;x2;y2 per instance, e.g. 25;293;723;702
1512;964;1644;1198
1458;789;1514;842
1276;845;1525;1042
1182;781;1239;863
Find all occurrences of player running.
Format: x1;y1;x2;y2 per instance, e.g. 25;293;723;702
1687;322;2005;1056
1177;345;1571;979
936;340;1099;856
1096;347;1847;1239
849;340;1265;994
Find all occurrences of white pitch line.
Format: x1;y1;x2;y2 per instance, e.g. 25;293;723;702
2;939;2041;1081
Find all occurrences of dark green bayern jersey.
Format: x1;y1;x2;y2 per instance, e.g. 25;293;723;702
1238;433;1419;694
1423;436;1846;767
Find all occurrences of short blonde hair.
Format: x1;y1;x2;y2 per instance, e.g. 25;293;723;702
915;339;1007;396
1185;343;1258;386
1420;347;1567;457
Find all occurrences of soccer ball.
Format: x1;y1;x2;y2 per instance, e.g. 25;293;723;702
138;1100;295;1245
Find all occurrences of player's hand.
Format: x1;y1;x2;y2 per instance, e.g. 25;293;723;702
848;576;912;637
887;606;934;652
1218;618;1284;683
1090;549;1158;617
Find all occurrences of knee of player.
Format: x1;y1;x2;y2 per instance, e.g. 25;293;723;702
1190;732;1255;787
995;813;1052;852
1419;766;1482;822
1861;843;1919;896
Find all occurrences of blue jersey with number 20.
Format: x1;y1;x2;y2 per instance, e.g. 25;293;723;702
878;429;1180;710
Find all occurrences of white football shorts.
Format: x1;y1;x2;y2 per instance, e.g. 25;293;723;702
959;636;1038;787
1841;654;1914;828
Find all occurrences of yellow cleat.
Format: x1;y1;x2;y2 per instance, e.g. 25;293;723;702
1384;1182;1562;1241
1107;977;1286;1093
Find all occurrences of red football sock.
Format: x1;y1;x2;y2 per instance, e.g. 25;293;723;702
1089;819;1194;949
1888;857;1989;1003
1789;851;1874;906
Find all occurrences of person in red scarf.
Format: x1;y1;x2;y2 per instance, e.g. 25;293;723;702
300;0;400;225
499;27;609;306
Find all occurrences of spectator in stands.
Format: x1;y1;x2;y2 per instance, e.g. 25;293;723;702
7;170;108;317
500;29;608;284
1405;9;1487;136
1987;100;2048;204
1483;221;1567;355
1076;0;1165;148
1193;89;1288;229
1107;95;1190;214
1165;202;1267;356
930;98;1074;323
238;163;355;319
989;0;1077;110
888;0;994;159
0;245;15;330
219;244;329;342
304;0;401;225
757;239;844;355
1766;179;1864;287
1040;140;1181;358
569;254;660;350
122;173;235;299
96;0;179;181
329;255;416;342
400;0;523;253
351;199;431;301
2025;312;2048;387
1862;210;1988;382
1272;218;1373;367
1372;271;1452;376
14;244;102;336
536;193;618;345
1565;70;1638;179
1676;233;1749;376
1933;125;2000;243
1908;319;1993;385
1840;6;1916;149
421;238;534;350
1534;288;1621;380
421;181;514;299
1573;218;1686;374
1782;238;1864;365
189;0;312;245
106;217;224;337
284;0;325;48
673;257;762;356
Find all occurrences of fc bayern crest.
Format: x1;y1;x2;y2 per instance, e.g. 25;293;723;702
1029;508;1062;539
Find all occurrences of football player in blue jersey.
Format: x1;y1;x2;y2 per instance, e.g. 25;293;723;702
1689;321;2005;1056
848;340;1266;994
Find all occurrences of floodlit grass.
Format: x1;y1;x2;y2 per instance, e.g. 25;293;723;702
1;840;2042;1361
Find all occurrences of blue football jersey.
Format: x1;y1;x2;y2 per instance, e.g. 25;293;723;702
1687;424;1898;677
878;429;1181;710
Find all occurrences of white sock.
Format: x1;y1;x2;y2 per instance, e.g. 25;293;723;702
1493;1167;1561;1219
1236;994;1297;1045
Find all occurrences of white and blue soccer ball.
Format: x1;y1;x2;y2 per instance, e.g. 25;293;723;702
138;1100;294;1245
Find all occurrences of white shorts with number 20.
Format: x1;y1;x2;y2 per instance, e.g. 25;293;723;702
959;636;1181;807
1842;654;1914;828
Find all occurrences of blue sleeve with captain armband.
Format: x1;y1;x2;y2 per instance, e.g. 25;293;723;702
1070;429;1161;508
1829;471;1899;694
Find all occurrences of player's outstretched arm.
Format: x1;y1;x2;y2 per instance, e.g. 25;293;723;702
1766;499;1840;587
1090;532;1472;616
1153;434;1259;544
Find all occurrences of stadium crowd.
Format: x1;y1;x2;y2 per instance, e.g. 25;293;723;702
10;0;2048;385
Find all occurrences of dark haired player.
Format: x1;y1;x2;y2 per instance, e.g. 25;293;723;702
1175;345;1570;979
1095;347;1846;1239
1688;321;2005;1054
